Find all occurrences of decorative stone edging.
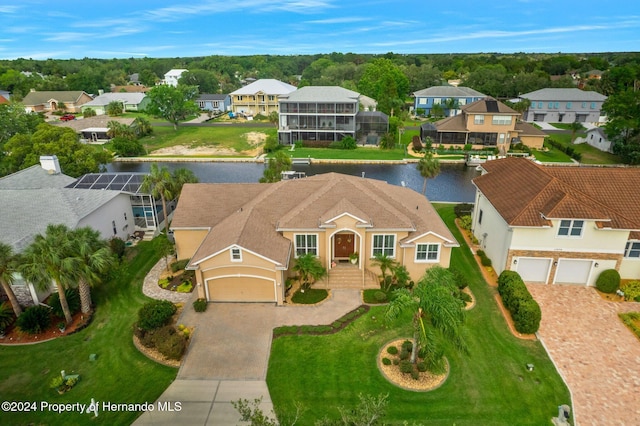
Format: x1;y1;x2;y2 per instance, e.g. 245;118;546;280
142;257;193;304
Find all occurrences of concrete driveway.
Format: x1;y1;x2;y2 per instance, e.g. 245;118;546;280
134;289;361;425
527;285;640;425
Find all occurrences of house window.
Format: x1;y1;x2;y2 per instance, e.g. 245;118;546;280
112;220;117;235
538;102;543;109
231;247;242;262
624;241;640;258
124;212;127;221
416;243;440;262
213;101;219;107
590;102;596;109
419;97;427;104
268;95;275;101
566;102;572;109
474;115;484;125
548;102;553;109
582;102;587;108
554;102;560;109
433;98;441;104
237;96;244;101
373;234;395;257
557;219;584;237
295;234;318;256
478;209;483;224
492;116;512;125
198;101;205;108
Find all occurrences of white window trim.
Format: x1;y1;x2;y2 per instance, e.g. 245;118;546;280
474;115;484;125
415;243;440;263
230;247;242;262
372;234;396;258
294;233;319;258
624;241;640;259
556;219;584;238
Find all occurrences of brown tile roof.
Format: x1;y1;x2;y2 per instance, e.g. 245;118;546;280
474;157;640;229
434;114;467;132
173;173;457;267
514;121;547;137
462;97;519;115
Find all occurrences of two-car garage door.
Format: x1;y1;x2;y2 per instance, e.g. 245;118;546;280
206;276;276;302
516;257;593;286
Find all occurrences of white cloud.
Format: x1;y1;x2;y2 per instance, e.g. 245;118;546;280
305;16;370;24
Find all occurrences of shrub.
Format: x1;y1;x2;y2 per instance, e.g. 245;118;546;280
373;291;388;303
622;281;640;301
401;340;413;352
0;302;15;332
137;300;176;331
193;298;208;312
382;357;392;366
459;215;472;231
399;360;413;374
177;282;193;293
596;269;621;294
399;348;410;360
49;376;64;389
386;345;398;355
454;203;474;218
109;237;126;260
158;278;170;289
153;326;187;360
513;299;542;334
479;252;492;267
171;259;190;273
49;288;80;318
451;268;469;290
392;358;399;365
17;305;51;334
411;369;420;380
416;361;428;372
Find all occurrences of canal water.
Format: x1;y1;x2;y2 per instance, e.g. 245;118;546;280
106;162;480;203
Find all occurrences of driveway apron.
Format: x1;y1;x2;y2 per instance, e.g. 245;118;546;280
527;285;640;425
134;289;361;425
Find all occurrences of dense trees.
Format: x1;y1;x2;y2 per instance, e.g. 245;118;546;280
145;84;200;130
603;89;640;164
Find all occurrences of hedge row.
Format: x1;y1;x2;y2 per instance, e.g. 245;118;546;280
497;271;541;334
476;249;492;267
546;137;582;161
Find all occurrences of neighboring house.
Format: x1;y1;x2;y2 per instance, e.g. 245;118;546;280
196;94;231;113
22;90;92;113
520;88;607;123
578;127;613;153
160;69;188;87
471;157;640;286
171;173;458;305
110;84;149;93
0;156;135;306
230;79;296;116
277;86;388;145
420;97;545;153
0;89;10;101
53;116;135;144
80;92;149;115
412;86;486;117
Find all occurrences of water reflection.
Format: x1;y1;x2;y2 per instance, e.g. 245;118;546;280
106;161;479;203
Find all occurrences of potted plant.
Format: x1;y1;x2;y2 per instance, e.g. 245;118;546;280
349;252;359;264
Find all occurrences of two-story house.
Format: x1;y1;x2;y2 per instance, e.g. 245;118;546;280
520;88;607;123
171;173;458;305
277;86;388;145
412;86;486;117
230;79;296;116
471;157;640;286
196;94;231;113
160;69;188;87
420;97;545;153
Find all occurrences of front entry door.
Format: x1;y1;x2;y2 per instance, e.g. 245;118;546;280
334;232;354;258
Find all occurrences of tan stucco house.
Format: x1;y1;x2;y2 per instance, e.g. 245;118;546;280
472;157;640;286
171;173;458;305
420;97;546;153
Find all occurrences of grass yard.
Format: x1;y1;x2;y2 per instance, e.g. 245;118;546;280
266;205;571;424
281;146;408;161
546;132;621;165
0;239;177;425
531;143;574;163
140;125;276;155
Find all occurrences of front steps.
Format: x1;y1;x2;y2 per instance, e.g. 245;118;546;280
317;264;379;289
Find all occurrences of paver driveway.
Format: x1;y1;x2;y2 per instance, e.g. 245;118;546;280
134;289;361;425
527;285;640;426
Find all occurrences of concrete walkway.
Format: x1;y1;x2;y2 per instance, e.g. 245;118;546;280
527;285;640;425
134;289;361;425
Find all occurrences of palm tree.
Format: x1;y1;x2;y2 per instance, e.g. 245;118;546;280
386;266;466;371
172;167;198;198
132;117;153;138
569;121;584;144
292;253;327;290
19;224;76;324
0;242;22;317
70;227;114;314
141;164;174;235
417;153;441;196
371;253;397;290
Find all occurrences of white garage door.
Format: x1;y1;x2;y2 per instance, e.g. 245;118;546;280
554;259;593;285
516;258;552;283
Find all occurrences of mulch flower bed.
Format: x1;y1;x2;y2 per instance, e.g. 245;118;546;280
0;310;92;345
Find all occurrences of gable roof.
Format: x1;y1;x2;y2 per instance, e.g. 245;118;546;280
462;97;519;115
413;86;486;98
520;88;607;102
473;157;640;230
230;79;296;96
198;94;230;101
172;173;457;267
82;92;146;107
0;164;75;190
22;90;90;106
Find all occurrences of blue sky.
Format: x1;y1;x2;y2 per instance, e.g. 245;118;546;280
0;0;638;59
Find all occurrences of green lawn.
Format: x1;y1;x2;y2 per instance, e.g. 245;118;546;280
280;146;408;161
0;239;177;425
531;143;574;163
140;126;276;154
266;205;571;424
546;132;621;165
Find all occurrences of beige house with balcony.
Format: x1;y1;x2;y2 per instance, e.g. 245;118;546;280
229;79;296;116
171;173;458;305
420;97;545;153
